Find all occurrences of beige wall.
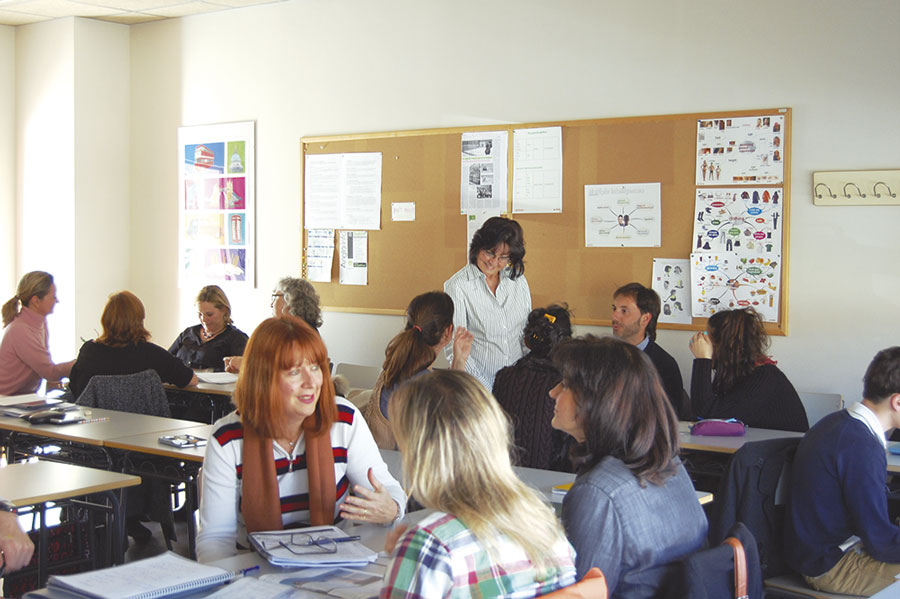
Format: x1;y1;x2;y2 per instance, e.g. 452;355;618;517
0;26;14;295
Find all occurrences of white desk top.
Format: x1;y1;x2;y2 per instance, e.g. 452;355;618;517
1;460;140;506
678;420;804;454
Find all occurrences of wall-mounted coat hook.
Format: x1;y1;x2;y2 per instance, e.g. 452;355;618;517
873;182;896;198
814;183;836;199
842;182;866;199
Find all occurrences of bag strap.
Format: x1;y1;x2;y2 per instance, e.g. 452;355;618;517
723;536;748;599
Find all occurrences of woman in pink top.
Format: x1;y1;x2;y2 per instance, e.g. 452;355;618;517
0;271;74;395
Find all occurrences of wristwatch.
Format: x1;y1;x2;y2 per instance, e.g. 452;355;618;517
0;499;18;514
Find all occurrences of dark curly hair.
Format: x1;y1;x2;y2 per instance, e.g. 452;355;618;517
708;308;770;395
523;304;572;358
468;217;526;279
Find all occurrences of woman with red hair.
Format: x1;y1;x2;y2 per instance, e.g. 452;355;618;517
197;316;405;563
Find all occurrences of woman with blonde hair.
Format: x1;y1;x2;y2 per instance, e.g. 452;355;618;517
363;291;471;449
382;369;575;598
69;291;198;399
197;316;405;563
0;271;74;395
169;284;248;371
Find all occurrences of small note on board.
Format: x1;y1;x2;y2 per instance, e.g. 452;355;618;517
391;202;415;221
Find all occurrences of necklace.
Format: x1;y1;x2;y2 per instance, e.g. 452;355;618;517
200;327;223;341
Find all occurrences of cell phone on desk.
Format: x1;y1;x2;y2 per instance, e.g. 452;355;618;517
158;434;207;448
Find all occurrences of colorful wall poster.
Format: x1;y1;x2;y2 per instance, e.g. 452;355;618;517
690;252;781;322
692;188;782;256
178;121;255;287
652;258;692;325
584;183;661;248
696;115;784;185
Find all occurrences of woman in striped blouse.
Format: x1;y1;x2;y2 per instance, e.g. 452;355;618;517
444;216;531;390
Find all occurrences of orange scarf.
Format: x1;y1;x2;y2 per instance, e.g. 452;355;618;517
241;424;336;534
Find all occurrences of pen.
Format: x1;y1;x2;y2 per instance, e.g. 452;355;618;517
80;417;110;424
239;565;260;576
331;535;361;543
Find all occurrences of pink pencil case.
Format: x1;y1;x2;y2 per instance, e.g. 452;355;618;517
690;419;747;436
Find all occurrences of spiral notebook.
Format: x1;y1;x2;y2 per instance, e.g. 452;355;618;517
43;552;234;599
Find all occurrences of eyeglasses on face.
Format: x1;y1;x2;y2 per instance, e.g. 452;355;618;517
482;249;511;264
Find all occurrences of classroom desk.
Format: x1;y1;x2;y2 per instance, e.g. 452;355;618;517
164;383;235;424
678;421;805;454
1;460;141;585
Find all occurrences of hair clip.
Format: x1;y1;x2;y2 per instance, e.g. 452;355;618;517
413;325;422;333
544;313;557;324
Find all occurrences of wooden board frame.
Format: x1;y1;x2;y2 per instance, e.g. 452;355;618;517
301;108;791;335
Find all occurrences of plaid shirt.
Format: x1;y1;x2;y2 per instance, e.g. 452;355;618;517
381;511;576;599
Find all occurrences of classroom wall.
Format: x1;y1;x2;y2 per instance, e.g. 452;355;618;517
73;18;131;341
121;0;898;402
0;26;14;296
16;18;76;358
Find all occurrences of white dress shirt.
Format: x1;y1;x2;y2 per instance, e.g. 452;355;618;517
444;263;532;390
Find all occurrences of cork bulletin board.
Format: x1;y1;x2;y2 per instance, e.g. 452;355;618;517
301;108;791;334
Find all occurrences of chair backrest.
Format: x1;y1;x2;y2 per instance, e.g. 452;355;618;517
332;363;381;390
661;522;763;599
798;392;843;426
539;567;607;599
75;369;171;417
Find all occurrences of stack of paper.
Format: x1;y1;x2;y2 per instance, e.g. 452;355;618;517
249;526;378;568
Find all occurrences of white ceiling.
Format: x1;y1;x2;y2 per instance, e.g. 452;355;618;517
0;0;285;25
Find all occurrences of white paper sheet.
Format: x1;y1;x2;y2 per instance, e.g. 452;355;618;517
584;183;661;247
305;153;382;230
513;126;562;213
460;131;508;214
652;258;692;325
692;188;783;256
339;231;368;286
304;154;342;229
391;202;415;221
696;115;784;185
690;252;781;322
339;153;382;230
306;228;335;283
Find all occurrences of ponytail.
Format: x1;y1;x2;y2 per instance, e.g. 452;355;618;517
1;296;20;328
3;271;54;327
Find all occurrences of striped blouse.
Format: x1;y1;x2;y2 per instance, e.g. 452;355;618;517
196;397;406;563
444;263;532;390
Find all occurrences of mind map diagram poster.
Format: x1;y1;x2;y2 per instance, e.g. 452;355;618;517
696;115;784;186
692;188;783;256
690;253;781;322
584;183;661;248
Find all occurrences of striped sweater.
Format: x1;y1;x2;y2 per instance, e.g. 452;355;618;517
197;397;406;563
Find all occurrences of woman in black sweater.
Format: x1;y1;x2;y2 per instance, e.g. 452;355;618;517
689;307;808;432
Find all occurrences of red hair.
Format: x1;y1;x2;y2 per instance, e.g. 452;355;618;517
233;316;336;438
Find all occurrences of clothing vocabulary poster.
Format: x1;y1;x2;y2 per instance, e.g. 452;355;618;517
652;258;692;325
696;115;784;186
460;131;508;214
692;188;783;256
512;126;562;214
584;183;661;248
690;252;781;322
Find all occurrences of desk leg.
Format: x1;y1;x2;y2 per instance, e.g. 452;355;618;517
186;475;197;559
37;504;48;587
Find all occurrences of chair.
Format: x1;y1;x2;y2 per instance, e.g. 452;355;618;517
708;437;801;580
797;392;843;427
661;522;763;599
540;567;607;599
332;363;381;391
76;369;171;418
76;370;177;548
